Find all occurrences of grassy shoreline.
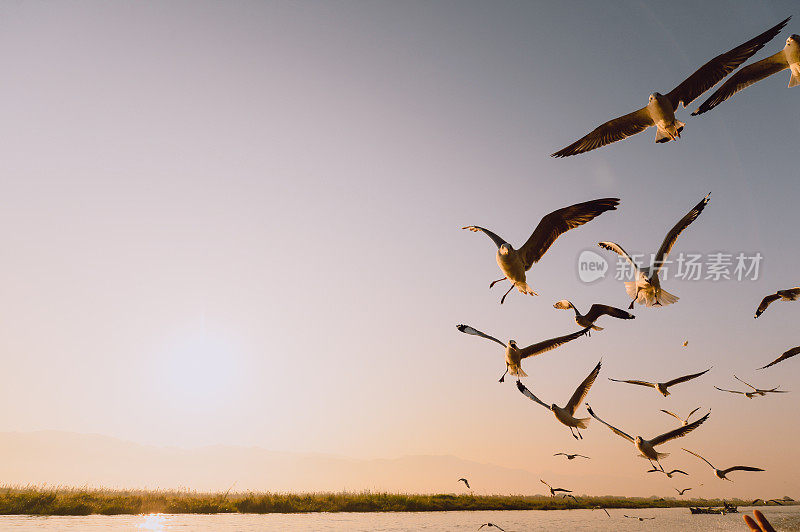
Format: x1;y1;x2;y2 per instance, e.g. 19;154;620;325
0;488;787;516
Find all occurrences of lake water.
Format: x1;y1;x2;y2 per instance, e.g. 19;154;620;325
0;506;798;531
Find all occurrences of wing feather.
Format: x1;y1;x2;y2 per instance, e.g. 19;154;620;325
653;193;711;270
682;448;716;470
608;378;655;389
551;107;653;158
518;327;591;360
758;346;800;370
584;304;635;322
664;367;712;387
649;412;710;446
598;241;642;272
515;380;551;410
721;465;765;474
455;324;507;348
565;360;602;415
462;225;508;249
755;293;782;318
585;403;634;443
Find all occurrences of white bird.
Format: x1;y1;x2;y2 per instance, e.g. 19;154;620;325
693;30;799;115
609;368;711;397
463;198;619;304
660;407;702;426
551;18;790;157
754;287;800;318
553;300;634;334
683;448;764;481
598;193;710;309
456;324;590;382
586;403;710;471
734;374;788;395
516;360;602;439
759;345;800;370
554;453;591;460
713;386;763;399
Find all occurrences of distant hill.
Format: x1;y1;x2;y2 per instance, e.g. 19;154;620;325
0;431;553;493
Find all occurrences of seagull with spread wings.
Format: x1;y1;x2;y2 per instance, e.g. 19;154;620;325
458;478;471;490
734;375;788;395
463;198;619;304
754;288;800;318
598;193;710;309
478;523;505;532
660;407;702;426
586;403;710;471
554;452;591;460
550;18;789;157
553;300;634;334
540;479;572;497
759;345;800;370
516;360;602;439
714;386;762;399
683;449;764;480
609;368;711;397
624;515;655;521
693;29;799;115
676;487;693;496
647;467;688;478
456;324;590;382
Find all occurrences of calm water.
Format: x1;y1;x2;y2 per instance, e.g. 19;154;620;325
0;507;799;531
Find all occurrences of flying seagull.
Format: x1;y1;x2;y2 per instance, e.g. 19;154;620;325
553;300;634;334
647;468;688;478
478;523;505;531
586;403;710;471
592;506;611;517
759;346;800;370
714;386;762;399
463;198;619;304
541;479;572;497
734;374;788;395
624;515;655;521
554;453;591;460
693;29;799;115
562;494;579;503
599;193;710;309
458;478;471;490
754;288;800;318
676;488;693;496
456;324;590;382
609;368;711;397
516;360;602;439
660;407;702;426
683;448;764;480
551;18;790;157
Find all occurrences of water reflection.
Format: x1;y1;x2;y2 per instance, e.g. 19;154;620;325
137;514;167;531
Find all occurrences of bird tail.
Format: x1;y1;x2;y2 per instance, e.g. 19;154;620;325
510;366;528;378
789;64;800;88
575;417;590;429
591;325;604;332
624;281;638;299
654;121;684;143
656;288;679;306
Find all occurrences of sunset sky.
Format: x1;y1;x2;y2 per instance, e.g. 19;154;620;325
0;0;798;498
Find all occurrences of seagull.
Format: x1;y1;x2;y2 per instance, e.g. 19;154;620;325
598;193;710;309
456;324;590;382
754;288;800;318
714;386;762;399
592;506;611;517
682;448;764;480
609;367;711;397
734;374;788;395
517;360;602;439
554;453;591;460
478;524;505;531
562;494;579;503
693;29;799;115
463;198;619;304
624;515;655;521
660;407;702;426
553;301;635;334
458;478;471;490
759;346;800;370
647;468;688;478
676;487;693;496
541;479;572;497
586;403;710;471
550;18;790;157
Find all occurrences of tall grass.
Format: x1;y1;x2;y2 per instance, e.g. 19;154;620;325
0;487;780;515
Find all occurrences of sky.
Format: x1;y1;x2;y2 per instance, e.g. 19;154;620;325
0;0;798;498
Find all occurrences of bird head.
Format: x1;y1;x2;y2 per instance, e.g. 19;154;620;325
499;243;512;255
787;34;799;46
649;92;662;102
550;404;558;411
635;436;643;445
508;340;517;348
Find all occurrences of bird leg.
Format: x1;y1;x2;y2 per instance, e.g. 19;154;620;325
577;428;583;440
489;277;507;289
569;427;578;440
499;365;508;383
500;284;515;305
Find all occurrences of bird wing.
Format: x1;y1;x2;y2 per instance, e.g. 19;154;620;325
761;387;789;394
518;327;591;360
660;409;683;422
553;299;574;311
669;469;689;476
649;412;710;446
576;455;590;459
687;407;701;420
653;193;711;271
553;488;572;493
456;324;507;348
540;479;552;489
733;374;757;391
777;288;800;300
585;403;634;443
550;107;653;158
598;241;642;273
519;198;620;268
516;380;551;410
714;386;745;394
758;346;800;370
682;448;716;470
666;17;791;109
720;466;765;475
585;304;635;322
553;453;567;457
609;378;656;389
565;360;602;415
664;367;712;388
692;50;790;115
462;225;508;249
755;293;782;318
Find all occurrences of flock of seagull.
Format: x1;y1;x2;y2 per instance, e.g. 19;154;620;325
454;14;800;517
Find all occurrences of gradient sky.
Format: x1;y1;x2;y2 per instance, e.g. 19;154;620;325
0;0;798;498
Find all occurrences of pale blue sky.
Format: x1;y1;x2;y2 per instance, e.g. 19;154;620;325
0;1;798;496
